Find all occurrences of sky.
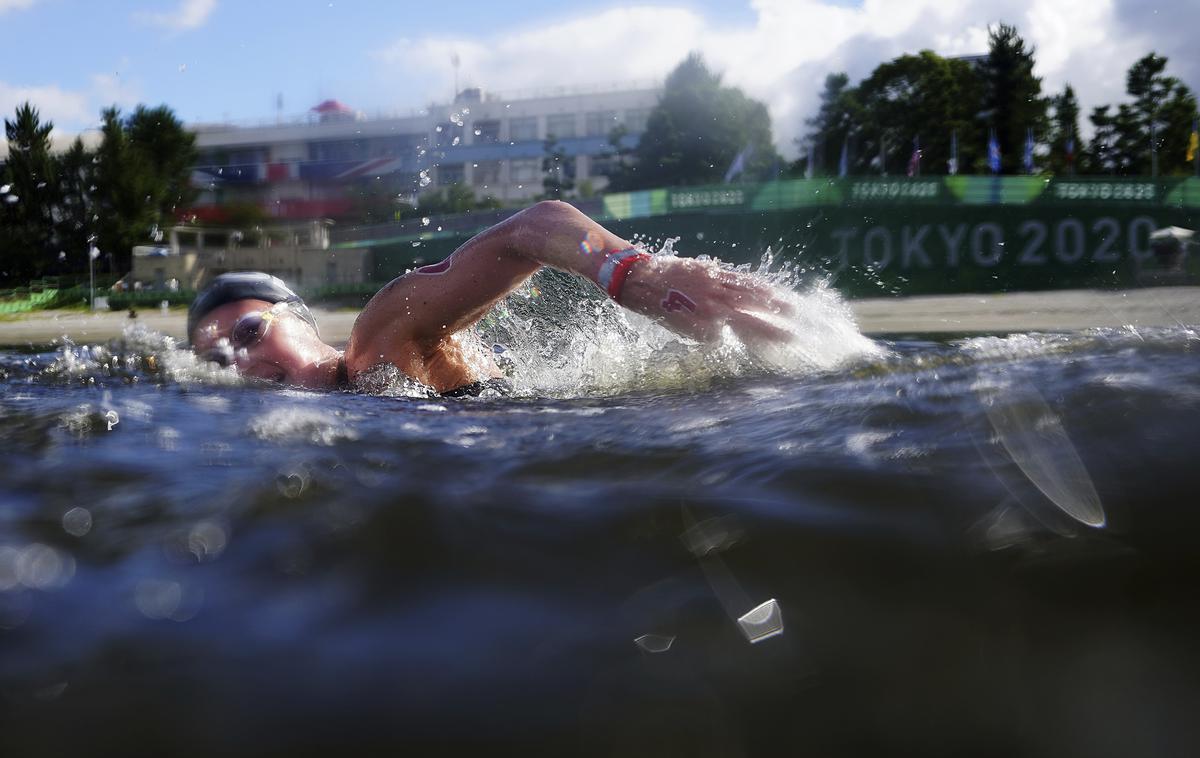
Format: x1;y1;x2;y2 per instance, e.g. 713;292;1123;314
1;0;1198;157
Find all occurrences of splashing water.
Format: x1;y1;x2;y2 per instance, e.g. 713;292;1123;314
20;245;879;398
476;243;882;397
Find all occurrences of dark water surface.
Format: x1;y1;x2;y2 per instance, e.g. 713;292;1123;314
2;322;1199;757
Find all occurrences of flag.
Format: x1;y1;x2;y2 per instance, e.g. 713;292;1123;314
1187;119;1198;163
907;136;921;177
723;144;753;183
838;137;849;177
987;129;1001;174
948;130;958;175
1023;128;1035;174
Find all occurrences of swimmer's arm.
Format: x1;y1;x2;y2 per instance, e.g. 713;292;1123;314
348;201;794;354
348;201;614;353
505;201;798;345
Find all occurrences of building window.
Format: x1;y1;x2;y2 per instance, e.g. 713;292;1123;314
370;134;426;157
474;160;501;187
589;153;619;178
585;110;617;137
508;116;537;141
624;108;652;134
545;113;576;139
473;120;501;144
437;162;465;186
509;117;538;142
510;158;540;184
309;139;369;161
434;122;463;149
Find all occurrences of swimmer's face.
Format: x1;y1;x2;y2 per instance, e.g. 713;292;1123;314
191;299;335;387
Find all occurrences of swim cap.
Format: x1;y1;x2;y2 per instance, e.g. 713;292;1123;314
187;272;319;342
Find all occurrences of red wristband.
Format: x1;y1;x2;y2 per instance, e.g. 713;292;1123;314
600;250;650;302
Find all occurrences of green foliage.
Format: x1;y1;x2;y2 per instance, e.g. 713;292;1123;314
980;23;1048;174
1089;54;1198;175
1046;85;1081;175
539;135;575;199
796;73;856;176
857;51;983;175
0;104;62;282
622;53;779;189
801;53;983;177
399;183;500;221
92;105;198;276
106;289;195;311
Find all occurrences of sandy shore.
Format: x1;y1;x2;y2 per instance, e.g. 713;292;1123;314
1;286;1197;346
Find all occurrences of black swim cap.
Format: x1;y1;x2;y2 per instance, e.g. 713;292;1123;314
187;272;319;342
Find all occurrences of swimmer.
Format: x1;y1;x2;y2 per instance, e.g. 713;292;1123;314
188;201;797;393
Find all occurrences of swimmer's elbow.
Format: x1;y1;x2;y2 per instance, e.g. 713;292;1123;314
521;199;580;228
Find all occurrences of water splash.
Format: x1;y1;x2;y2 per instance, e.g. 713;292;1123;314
478;244;881;397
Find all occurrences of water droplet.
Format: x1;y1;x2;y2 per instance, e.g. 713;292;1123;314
0;184;9;193
451;136;460;146
473;129;481;136
418;170;432;187
62;507;92;537
634;634;675;653
4;195;18;204
421;217;430;226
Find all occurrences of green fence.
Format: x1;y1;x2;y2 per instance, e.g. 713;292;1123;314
347;176;1200;298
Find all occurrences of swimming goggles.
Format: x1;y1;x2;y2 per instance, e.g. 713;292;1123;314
202;301;298;366
229;300;296;349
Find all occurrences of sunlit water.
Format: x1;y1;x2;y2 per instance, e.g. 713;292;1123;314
2;266;1200;756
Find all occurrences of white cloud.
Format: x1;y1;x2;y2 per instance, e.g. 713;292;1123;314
0;73;144;157
0;81;92;127
372;1;1200;158
0;0;37;13
135;0;217;31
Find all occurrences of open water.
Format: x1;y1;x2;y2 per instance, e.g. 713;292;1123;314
1;267;1199;757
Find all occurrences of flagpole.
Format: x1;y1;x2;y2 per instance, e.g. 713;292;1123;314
1151;121;1159;179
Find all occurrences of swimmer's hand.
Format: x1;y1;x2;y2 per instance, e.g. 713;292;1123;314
619;256;798;346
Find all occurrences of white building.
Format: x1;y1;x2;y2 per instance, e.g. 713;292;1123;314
190;83;659;222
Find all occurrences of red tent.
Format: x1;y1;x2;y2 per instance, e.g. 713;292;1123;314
311;99;354;115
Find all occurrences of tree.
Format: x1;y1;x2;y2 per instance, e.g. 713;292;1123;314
0;103;63;283
539;135;575;199
91;105;197;274
54;137;95;274
623;53;779;189
1122;54;1197;175
798;73;857;176
1085;54;1198;175
1084;105;1120;174
849;51;983;175
1046;85;1081;175
596;124;637;191
979;23;1048;174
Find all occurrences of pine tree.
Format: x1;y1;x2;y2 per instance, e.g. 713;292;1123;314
0;103;60;282
979;23;1048;174
799;73;857;176
1047;85;1081;175
1085;54;1198;175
